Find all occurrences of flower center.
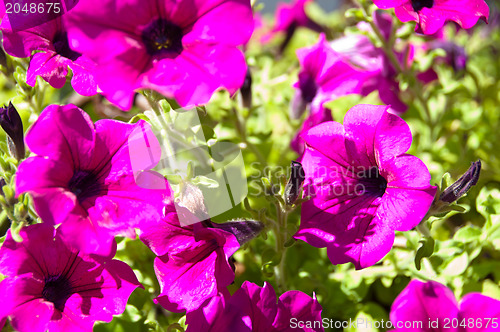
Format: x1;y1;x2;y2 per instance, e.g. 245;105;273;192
42;274;73;311
298;72;318;103
68;170;102;203
53;32;81;61
142;19;183;56
411;0;434;12
358;166;387;197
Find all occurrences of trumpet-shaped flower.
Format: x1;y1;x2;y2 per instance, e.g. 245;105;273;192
140;205;240;312
330;12;415;113
0;16;97;96
65;0;254;110
373;0;489;35
390;279;500;331
0;223;142;332
269;0;323;37
290;34;372;154
295;104;437;269
16;104;171;255
186;281;324;331
292;34;373;118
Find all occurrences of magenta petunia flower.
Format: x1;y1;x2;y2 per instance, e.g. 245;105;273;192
294;104;437;269
373;0;490;35
292;34;373;118
0;223;142;332
139;204;240;312
390;279;500;331
16;104;171;255
290;34;373;154
271;0;323;35
186;281;324;331
263;0;324;53
330;12;414;113
65;0;254;110
0;16;97;96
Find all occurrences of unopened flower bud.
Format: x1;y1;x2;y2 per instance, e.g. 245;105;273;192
439;160;481;203
285;160;305;206
0;102;25;160
240;68;252;109
211;219;264;245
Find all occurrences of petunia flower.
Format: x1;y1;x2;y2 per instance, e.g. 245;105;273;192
373;0;490;35
0;223;142;332
292;34;373;119
65;0;254;110
186;281;324;331
0;15;97;96
390;279;500;331
330;12;414;113
290;34;372;154
295;104;437;269
265;0;324;52
16;104;171;255
139;204;241;312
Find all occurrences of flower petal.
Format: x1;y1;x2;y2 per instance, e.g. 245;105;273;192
390;280;459;330
27;52;68;89
459;293;500;332
24;104;95;169
343;104;388;167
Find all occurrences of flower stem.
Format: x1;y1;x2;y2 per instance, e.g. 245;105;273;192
273;202;289;293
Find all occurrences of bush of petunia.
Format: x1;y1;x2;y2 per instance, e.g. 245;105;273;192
0;0;499;331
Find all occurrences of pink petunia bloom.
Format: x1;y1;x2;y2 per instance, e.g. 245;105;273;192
271;0;323;35
65;0;254;110
290;34;372;154
292;34;373;118
0;223;142;332
16;104;171;256
186;281;324;331
264;0;323;52
0;16;97;96
390;279;500;331
139;204;241;312
373;0;489;35
330;12;414;113
295;104;437;269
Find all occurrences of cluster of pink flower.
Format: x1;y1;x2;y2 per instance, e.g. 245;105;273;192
0;0;497;331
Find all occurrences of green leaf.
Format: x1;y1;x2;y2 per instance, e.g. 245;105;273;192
476;186;500;221
453;225;482;243
441;252;468;277
415;237;435;270
191;175;219;189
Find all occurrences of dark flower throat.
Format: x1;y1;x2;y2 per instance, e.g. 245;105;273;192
142;19;183;56
68;170;102;203
411;0;434;12
42;274;73;311
358;166;388;197
53;32;81;61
